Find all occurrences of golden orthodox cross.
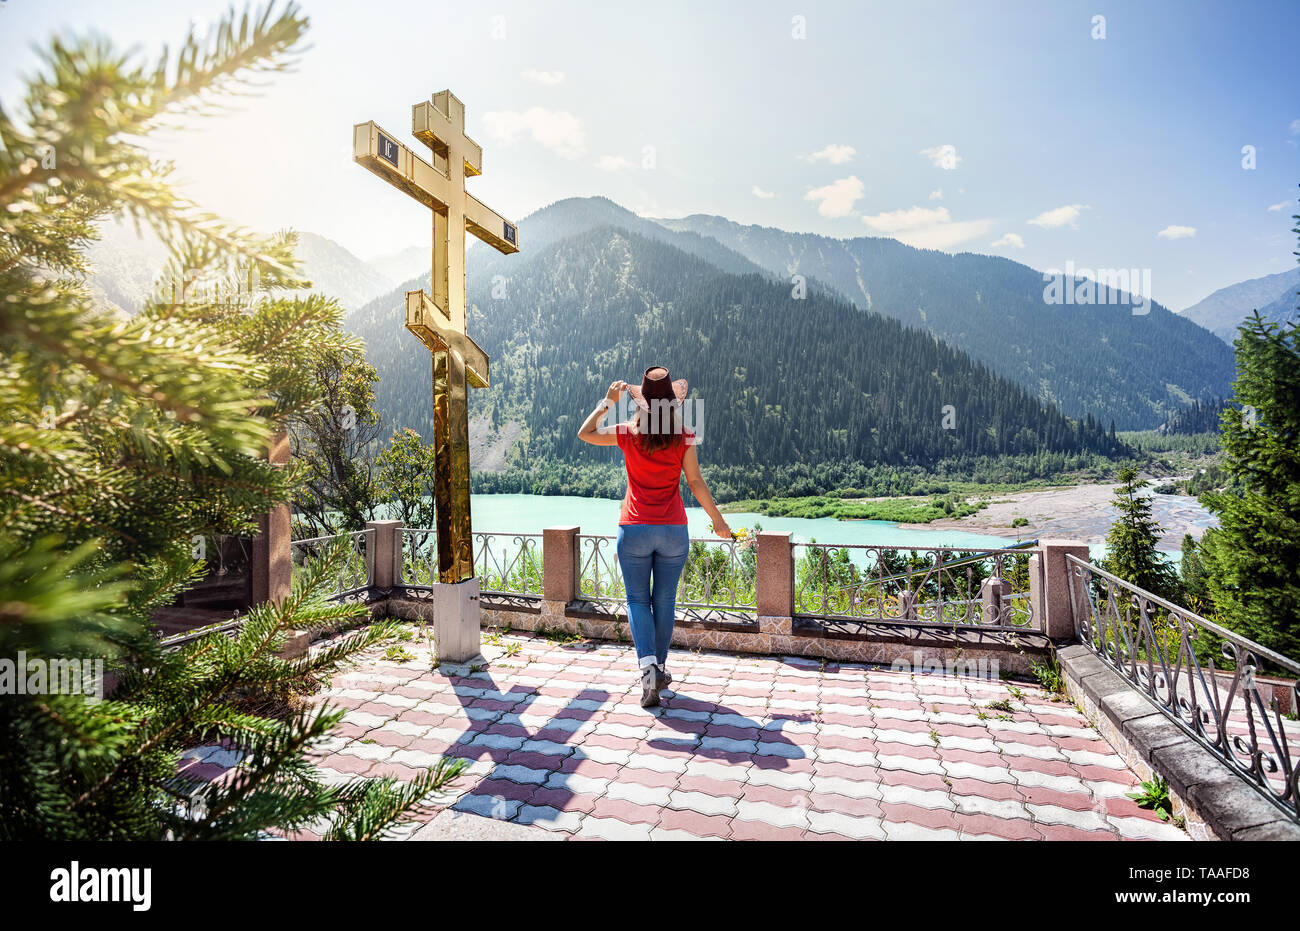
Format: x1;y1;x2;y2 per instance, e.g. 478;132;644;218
353;90;519;584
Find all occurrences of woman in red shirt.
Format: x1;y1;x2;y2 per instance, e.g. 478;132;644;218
578;366;731;707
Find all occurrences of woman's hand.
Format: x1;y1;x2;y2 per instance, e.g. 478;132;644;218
711;516;732;540
606;380;627;403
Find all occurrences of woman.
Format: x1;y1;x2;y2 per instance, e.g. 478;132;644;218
577;365;731;708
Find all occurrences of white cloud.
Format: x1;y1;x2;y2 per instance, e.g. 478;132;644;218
1267;200;1291;212
807;144;856;165
752;185;776;199
1157;224;1197;240
1027;204;1089;229
522;69;566;86
595;155;633;172
804;175;864;217
860;204;992;250
920;145;961;169
895;219;994;250
862;205;951;234
482;107;586;159
990;232;1025;249
929;188;944;200
1290;118;1300;135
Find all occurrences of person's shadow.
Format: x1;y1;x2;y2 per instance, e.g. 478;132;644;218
643;690;810;768
434;657;809;812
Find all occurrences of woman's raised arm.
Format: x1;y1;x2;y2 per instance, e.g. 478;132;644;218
577;379;626;446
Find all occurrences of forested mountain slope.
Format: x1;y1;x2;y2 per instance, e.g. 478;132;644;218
348;224;1129;492
655;212;1235;428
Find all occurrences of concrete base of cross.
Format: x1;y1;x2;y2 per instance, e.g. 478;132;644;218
430;576;482;663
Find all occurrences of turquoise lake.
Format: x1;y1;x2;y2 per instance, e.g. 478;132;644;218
467;494;1023;550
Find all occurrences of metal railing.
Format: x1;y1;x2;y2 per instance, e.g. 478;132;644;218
793;542;1038;631
575;534;758;613
1066;555;1300;821
400;529;544;597
577;534;624;603
289;529;373;601
679;537;757;611
401;527;438;587
473;532;543;596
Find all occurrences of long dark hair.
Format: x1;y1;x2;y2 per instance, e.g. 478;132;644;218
632;400;682;454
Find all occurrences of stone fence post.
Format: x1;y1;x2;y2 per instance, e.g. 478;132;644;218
1031;539;1091;639
543;525;580;605
756;531;794;618
251;426;291;607
366;520;403;590
981;576;1010;626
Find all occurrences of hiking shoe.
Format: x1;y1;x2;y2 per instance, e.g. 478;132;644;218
640;665;660;708
656;666;672;689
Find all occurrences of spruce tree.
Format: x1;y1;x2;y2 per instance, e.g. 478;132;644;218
1101;467;1180;602
1179;533;1212;612
0;2;463;839
1199;261;1300;657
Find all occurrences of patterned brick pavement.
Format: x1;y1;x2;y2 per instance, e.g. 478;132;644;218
198;630;1192;840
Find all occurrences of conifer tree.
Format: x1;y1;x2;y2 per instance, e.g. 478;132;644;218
0;2;462;839
1101;467;1180;602
1198;210;1300;656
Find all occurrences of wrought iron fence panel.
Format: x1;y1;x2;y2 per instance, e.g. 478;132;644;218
289;529;373;601
401;528;438;587
1066;555;1300;821
792;542;1037;631
577;534;624;603
474;532;543;596
679;537;757;611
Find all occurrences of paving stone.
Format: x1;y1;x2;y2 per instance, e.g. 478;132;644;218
515;804;584;833
1026;802;1113;831
810;775;885;801
1108;814;1188;841
490;764;550;785
882;821;962;841
452;792;522;820
667;790;740;817
657;807;733;838
579;816;655;842
624;752;690;774
606;780;673;807
745;767;814;791
680;759;747;782
952;794;1032;820
807;810;887;839
877;783;955;810
727;819;807;841
577;744;634;766
735;800;810;829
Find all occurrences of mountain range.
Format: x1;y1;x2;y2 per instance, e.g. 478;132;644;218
84;196;1282;486
347;221;1129;489
349;196;1238;438
1177;265;1300;343
652;209;1235;427
83;223;401;317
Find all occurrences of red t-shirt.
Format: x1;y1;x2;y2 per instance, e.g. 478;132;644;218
615;423;694;525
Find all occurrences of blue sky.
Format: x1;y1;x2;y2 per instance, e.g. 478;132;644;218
2;0;1297;309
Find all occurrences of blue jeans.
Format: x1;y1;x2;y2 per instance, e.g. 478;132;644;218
616;523;689;669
